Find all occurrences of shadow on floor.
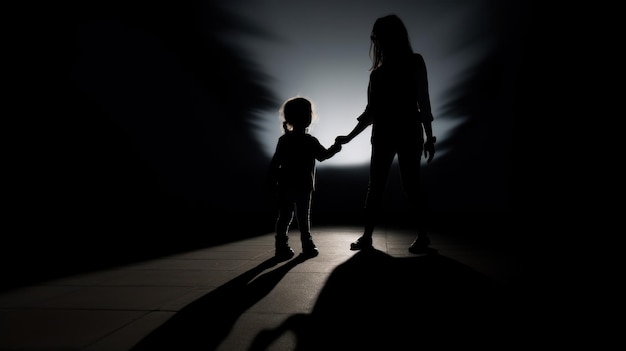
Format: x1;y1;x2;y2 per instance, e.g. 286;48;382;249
129;253;313;351
1;208;276;292
250;249;530;350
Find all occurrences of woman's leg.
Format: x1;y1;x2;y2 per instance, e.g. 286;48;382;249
351;143;396;250
397;144;433;253
397;144;426;228
363;143;396;237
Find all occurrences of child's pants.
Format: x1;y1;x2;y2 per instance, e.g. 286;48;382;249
275;190;313;242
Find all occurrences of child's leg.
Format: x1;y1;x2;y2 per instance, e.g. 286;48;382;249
295;192;317;256
275;207;293;240
294;192;312;240
275;195;295;257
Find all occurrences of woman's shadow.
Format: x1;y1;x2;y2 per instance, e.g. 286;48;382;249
250;249;526;350
130;253;311;351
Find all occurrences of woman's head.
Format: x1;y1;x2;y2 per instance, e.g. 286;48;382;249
279;96;317;132
369;14;414;70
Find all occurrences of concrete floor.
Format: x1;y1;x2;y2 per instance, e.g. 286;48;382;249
0;226;538;350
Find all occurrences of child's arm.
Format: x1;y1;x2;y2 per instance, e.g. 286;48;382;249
317;142;342;161
327;142;342;157
267;141;283;194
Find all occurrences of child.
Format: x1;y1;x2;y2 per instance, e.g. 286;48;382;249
268;97;342;258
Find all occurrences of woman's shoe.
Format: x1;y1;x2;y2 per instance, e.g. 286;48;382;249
408;237;431;254
350;236;373;251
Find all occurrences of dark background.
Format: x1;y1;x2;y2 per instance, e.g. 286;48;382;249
3;0;582;291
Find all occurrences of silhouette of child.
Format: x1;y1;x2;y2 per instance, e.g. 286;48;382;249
268;97;342;258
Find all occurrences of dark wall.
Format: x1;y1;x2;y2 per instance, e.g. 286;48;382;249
5;0;280;289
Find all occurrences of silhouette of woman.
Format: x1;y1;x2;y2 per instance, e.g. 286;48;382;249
336;14;436;254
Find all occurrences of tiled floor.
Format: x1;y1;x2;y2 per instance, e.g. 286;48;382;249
0;226;529;350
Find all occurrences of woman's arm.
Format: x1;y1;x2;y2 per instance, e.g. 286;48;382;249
423;120;436;163
335;116;370;145
415;53;434;124
415;53;436;163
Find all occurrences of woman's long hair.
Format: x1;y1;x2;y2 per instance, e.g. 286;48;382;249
369;14;414;71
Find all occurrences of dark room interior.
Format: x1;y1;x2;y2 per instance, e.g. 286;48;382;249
2;0;596;349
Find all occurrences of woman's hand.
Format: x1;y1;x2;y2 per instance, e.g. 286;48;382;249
424;137;436;163
335;136;350;145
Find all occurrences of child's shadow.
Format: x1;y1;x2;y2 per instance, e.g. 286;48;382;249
130;253;310;351
250;249;525;350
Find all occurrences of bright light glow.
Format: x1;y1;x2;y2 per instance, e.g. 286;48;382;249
223;0;505;167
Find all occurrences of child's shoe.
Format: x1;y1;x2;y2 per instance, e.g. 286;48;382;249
301;237;319;257
275;235;295;259
275;246;295;259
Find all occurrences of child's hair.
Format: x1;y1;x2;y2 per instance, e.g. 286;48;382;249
279;96;318;133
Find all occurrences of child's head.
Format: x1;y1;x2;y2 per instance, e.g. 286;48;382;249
279;96;317;133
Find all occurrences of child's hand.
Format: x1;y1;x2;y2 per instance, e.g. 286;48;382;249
330;143;342;153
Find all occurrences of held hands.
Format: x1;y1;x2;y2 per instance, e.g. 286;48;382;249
335;134;435;162
329;142;342;154
335;135;350;145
